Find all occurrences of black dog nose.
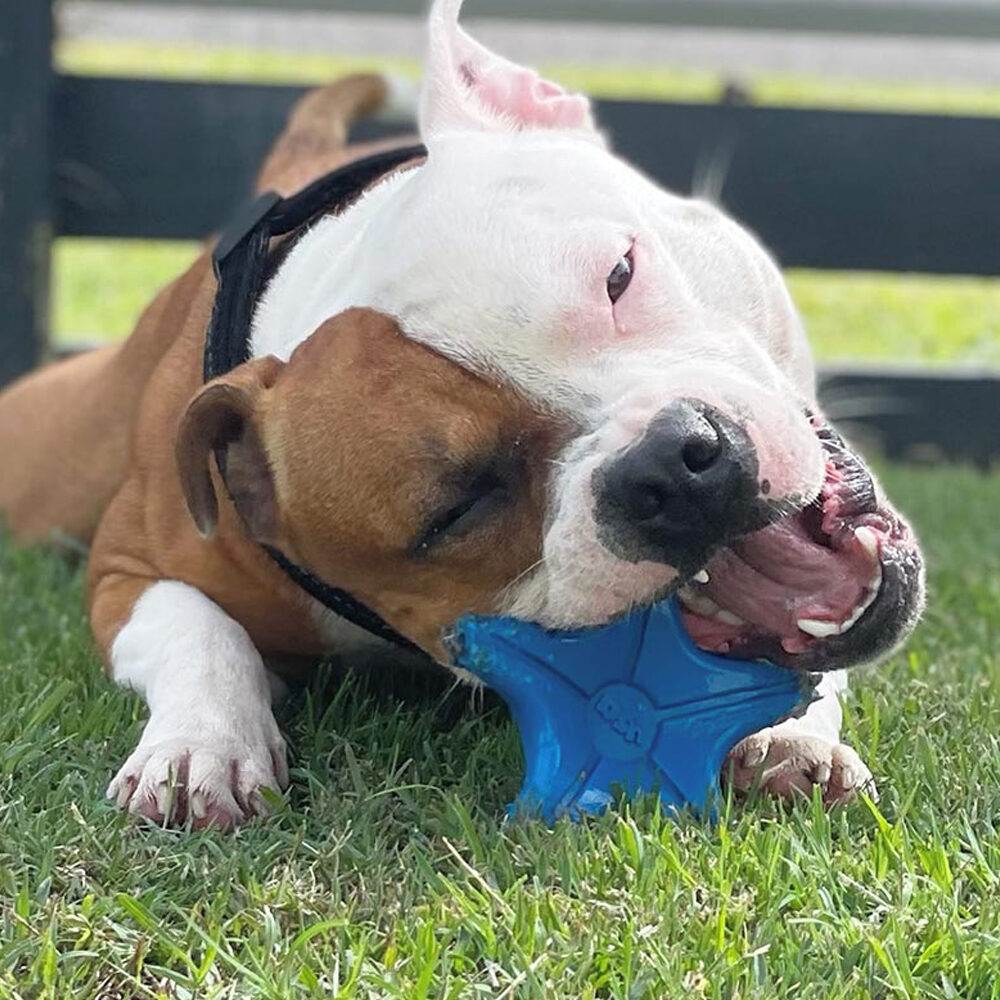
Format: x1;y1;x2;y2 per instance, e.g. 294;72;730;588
611;405;724;522
593;399;762;568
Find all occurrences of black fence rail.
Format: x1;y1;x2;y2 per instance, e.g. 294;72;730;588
818;367;1000;470
2;0;999;463
57;76;1000;278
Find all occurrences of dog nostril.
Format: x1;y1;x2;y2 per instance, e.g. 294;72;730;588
681;428;722;475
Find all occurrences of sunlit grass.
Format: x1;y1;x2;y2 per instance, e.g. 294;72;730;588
788;271;1000;367
52;238;1000;367
2;464;999;996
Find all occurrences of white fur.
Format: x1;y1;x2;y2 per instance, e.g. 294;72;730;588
380;73;421;124
252;0;823;632
108;581;287;825
780;669;848;746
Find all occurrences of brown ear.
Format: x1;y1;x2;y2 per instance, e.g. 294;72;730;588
175;356;284;541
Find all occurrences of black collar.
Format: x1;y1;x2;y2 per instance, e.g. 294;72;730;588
204;144;427;652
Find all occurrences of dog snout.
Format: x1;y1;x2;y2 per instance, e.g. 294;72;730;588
593;399;765;570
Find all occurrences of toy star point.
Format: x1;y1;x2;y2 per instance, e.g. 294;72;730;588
450;599;815;823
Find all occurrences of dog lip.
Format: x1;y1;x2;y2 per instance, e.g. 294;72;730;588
677;416;925;672
740;543;924;672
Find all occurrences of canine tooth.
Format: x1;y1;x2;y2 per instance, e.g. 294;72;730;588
797;557;885;643
838;562;883;634
693;569;710;584
855;526;880;559
840;603;867;632
715;610;746;627
796;618;842;639
678;589;722;618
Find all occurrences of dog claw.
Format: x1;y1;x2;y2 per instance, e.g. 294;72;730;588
725;729;875;807
108;736;287;830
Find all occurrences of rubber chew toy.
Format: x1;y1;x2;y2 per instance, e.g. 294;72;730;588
449;599;815;823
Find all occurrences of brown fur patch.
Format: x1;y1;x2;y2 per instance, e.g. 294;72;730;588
170;309;566;660
4;76;563;674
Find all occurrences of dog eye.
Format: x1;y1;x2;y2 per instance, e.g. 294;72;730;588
410;472;508;557
606;251;633;304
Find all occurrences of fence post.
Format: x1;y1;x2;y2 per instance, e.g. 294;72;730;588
0;0;53;388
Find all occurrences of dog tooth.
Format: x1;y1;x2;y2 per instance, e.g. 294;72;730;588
796;618;842;639
840;603;867;632
715;610;746;627
838;562;884;635
854;526;880;559
678;589;722;617
693;569;710;584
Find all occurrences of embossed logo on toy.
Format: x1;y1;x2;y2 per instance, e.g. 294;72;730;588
587;683;658;761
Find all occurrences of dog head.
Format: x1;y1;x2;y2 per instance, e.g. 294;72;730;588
239;0;924;671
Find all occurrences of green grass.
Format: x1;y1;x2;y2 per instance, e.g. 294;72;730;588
1;463;999;998
52;239;201;349
49;41;1000;365
789;272;1000;367
53;239;1000;367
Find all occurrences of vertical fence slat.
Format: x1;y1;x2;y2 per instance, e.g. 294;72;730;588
0;0;53;388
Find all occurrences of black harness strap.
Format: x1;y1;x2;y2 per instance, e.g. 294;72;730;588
204;144;427;651
206;144;426;381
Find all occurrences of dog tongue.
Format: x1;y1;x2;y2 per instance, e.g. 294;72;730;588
684;514;876;647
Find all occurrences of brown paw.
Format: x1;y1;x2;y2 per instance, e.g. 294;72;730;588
724;729;876;807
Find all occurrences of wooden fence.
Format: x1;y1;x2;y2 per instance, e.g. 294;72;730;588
1;0;998;463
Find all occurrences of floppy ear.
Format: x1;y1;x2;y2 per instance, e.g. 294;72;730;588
420;0;598;139
175;356;284;543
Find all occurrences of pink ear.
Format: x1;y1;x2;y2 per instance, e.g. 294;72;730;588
420;0;597;137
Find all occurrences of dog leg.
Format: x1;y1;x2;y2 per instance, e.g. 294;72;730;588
102;580;288;829
724;670;876;806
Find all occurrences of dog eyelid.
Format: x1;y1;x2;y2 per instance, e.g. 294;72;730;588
407;469;510;559
606;246;634;305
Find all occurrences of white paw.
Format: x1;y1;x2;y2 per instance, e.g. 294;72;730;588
724;729;876;807
107;722;288;830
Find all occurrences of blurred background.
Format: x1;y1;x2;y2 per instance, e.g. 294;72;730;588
2;0;998;462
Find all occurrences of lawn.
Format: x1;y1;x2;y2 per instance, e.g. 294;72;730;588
2;464;999;998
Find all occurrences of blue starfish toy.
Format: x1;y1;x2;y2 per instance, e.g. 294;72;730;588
449;599;816;823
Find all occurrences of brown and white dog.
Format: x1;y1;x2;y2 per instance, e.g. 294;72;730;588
0;0;923;828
